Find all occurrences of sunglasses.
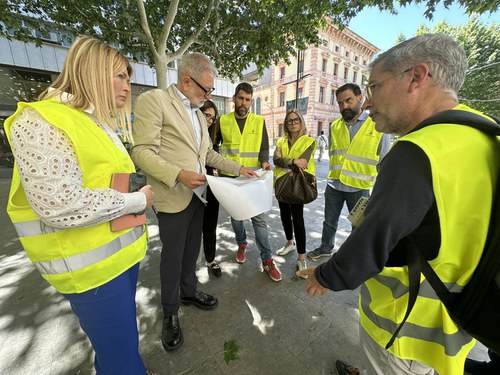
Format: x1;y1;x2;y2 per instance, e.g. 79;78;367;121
286;117;301;125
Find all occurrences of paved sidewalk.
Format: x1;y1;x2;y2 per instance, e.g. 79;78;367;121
0;155;487;374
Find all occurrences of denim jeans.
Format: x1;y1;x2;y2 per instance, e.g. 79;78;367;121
231;212;272;262
318;184;370;253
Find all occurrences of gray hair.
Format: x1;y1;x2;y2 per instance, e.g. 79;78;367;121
369;34;467;101
178;52;217;79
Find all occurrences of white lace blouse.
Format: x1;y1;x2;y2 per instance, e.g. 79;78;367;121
9;107;146;229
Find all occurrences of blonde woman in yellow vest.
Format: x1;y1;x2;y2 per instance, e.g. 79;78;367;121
273;109;316;277
298;34;499;375
5;37;155;375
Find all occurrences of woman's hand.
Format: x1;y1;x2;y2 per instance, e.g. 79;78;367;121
294;158;308;170
274;148;282;158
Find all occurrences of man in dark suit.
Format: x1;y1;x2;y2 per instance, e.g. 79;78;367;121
131;52;256;351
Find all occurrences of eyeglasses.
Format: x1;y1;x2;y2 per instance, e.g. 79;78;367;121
203;112;215;122
365;67;413;99
286;117;301;125
189;76;215;97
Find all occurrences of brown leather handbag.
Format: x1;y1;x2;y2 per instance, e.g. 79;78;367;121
275;166;317;204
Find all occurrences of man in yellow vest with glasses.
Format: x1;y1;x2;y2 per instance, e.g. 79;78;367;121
298;33;499;375
307;83;391;260
218;82;282;282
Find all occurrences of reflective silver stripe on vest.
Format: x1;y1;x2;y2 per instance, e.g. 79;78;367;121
361;284;472;356
374;274;464;300
240;152;259;158
346;154;379;166
331;149;347;155
32;225;145;275
330;164;342;171
220;148;239;155
341;170;376;182
14;220;63;237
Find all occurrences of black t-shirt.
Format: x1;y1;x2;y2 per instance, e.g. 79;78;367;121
316;141;440;291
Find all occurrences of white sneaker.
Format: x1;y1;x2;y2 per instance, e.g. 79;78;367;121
276;241;296;256
297;259;308;279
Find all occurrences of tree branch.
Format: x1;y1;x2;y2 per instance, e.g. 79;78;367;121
135;0;160;61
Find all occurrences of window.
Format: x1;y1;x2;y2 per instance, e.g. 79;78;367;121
297;87;303;98
344;67;349;80
330;89;335;105
279;92;285;107
354;56;359;62
353;71;358;83
280;66;285;79
256;97;261;115
345;50;350;58
322;59;327;72
333;63;338;77
363;60;367;66
319;87;324;103
335;45;340;53
317;122;323;134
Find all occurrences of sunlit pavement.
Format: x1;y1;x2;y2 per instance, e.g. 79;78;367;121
0;152;488;374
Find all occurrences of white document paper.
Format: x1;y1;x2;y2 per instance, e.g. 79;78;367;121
206;169;273;220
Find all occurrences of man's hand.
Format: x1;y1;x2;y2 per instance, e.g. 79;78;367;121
296;267;330;297
176;170;207;189
261;161;272;171
139;185;155;209
239;166;258;178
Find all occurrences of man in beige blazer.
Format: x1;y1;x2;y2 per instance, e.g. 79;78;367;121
131;52;256;352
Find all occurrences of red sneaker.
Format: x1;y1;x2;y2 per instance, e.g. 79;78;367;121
235;244;246;264
262;258;282;282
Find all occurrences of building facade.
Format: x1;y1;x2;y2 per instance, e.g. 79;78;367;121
248;19;379;144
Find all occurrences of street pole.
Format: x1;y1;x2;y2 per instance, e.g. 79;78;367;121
295;50;301;109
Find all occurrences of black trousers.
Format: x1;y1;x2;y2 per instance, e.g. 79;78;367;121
202;186;219;263
157;196;204;316
278;200;306;254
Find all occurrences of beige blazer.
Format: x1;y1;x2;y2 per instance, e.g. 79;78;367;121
131;86;241;213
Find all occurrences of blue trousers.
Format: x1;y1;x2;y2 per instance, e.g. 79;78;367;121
319;184;370;253
231;212;272;262
63;263;146;375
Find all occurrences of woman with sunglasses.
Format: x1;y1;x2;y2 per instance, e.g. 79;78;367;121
200;100;222;277
273;109;316;277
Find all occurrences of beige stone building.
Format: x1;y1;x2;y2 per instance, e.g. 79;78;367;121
246;19;379;144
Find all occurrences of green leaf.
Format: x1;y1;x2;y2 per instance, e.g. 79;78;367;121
223;340;240;364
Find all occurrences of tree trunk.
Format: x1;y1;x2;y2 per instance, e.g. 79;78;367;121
155;57;168;90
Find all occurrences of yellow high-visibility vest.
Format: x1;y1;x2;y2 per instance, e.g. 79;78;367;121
328;117;382;189
5;99;147;294
274;135;316;183
220;112;264;176
359;105;499;375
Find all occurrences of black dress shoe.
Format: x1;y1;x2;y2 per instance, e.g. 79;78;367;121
180;290;218;310
162;314;183;351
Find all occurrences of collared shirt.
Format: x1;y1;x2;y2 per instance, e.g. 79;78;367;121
173;85;202;154
329;111;392;192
